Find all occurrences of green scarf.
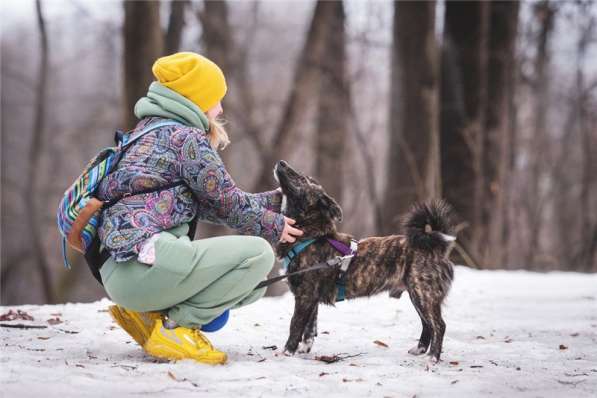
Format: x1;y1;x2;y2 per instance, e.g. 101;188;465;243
134;82;210;131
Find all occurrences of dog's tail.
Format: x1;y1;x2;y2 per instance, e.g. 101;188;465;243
403;199;456;254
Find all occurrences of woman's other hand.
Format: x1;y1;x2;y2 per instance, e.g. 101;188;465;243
280;216;303;243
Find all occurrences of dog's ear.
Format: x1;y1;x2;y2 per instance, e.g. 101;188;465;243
319;193;343;223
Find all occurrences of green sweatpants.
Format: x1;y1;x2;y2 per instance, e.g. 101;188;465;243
99;223;275;329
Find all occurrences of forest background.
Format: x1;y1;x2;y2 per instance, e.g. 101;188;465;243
1;0;596;305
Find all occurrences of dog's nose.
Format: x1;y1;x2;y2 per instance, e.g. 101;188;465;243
277;160;288;168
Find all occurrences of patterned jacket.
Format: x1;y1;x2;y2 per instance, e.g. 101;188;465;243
97;117;285;262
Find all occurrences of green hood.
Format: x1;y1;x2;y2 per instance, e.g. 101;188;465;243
134;82;210;131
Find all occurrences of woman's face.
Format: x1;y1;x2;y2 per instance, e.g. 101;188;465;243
206;102;223;119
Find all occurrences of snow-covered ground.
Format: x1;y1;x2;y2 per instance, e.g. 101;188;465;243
1;266;596;398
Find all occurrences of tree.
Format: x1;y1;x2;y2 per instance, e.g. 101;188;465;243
123;1;163;129
314;1;350;203
382;1;440;234
523;0;555;267
252;1;337;192
25;0;54;303
482;1;519;267
197;0;233;75
165;0;189;55
441;1;489;264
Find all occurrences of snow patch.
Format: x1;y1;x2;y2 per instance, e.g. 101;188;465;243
1;266;596;397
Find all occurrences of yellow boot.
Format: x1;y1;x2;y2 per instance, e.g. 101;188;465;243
108;305;162;346
144;319;227;365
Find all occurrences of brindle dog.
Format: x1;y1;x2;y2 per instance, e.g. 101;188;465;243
273;160;456;365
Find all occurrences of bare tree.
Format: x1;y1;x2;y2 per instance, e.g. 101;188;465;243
123;0;163;129
482;1;520;267
197;0;233;75
572;3;596;270
165;0;189;55
441;1;489;264
523;0;555;267
253;1;336;191
24;0;54;303
315;1;349;203
382;0;440;234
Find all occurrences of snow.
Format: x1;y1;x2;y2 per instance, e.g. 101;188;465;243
1;266;596;398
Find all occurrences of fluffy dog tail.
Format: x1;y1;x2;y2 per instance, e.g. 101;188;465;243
403;200;456;254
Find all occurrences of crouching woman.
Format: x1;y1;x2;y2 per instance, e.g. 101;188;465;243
97;52;302;364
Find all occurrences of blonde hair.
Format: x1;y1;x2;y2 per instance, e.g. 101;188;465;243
207;116;230;151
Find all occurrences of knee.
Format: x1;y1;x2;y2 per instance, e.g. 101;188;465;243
246;236;275;275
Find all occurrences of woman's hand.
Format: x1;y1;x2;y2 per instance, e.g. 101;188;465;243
280;216;303;243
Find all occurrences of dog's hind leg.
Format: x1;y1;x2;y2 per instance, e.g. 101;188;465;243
426;304;446;364
408;318;431;356
407;290;432;356
298;304;318;353
284;296;318;355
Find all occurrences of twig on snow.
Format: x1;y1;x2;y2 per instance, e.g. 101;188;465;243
314;352;365;364
0;323;47;329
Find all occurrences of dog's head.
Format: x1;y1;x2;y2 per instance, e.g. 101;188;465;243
273;160;342;236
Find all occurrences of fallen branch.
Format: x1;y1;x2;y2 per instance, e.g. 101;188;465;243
314;352;365;364
0;323;47;329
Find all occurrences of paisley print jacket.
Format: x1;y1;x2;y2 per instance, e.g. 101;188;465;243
97;117;284;262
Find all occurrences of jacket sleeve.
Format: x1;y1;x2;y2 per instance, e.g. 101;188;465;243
249;188;283;212
176;129;285;244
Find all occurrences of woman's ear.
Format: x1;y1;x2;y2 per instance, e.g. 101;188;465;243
319;193;343;223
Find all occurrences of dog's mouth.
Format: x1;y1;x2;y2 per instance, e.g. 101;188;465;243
274;160;305;196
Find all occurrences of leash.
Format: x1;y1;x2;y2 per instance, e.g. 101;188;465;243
253;237;358;296
253;255;352;290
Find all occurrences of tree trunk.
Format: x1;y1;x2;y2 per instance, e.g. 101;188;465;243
382;0;440;234
253;1;335;192
197;1;233;75
123;1;163;129
26;0;53;303
573;4;596;271
441;0;489;265
524;0;555;268
315;1;349;203
482;1;519;267
164;0;188;55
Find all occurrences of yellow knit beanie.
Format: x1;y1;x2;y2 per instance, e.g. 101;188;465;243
152;52;227;112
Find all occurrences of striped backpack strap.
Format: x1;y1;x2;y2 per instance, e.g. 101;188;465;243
57;120;184;269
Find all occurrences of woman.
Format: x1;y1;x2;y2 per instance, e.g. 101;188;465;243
97;52;302;365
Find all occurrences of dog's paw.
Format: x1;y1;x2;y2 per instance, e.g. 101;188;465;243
282;348;296;357
408;345;427;356
424;355;439;371
297;338;314;354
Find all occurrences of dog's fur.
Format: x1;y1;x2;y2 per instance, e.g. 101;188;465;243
273;160;455;364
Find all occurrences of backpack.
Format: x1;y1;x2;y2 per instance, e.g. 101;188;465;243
57;120;195;283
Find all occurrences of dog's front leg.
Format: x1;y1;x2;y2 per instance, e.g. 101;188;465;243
284;297;317;355
298;304;318;353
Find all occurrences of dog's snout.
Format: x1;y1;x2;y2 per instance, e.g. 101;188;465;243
277;160;288;168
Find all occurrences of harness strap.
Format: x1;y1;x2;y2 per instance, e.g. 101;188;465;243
267;236;358;301
327;238;358;301
282;238;316;269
